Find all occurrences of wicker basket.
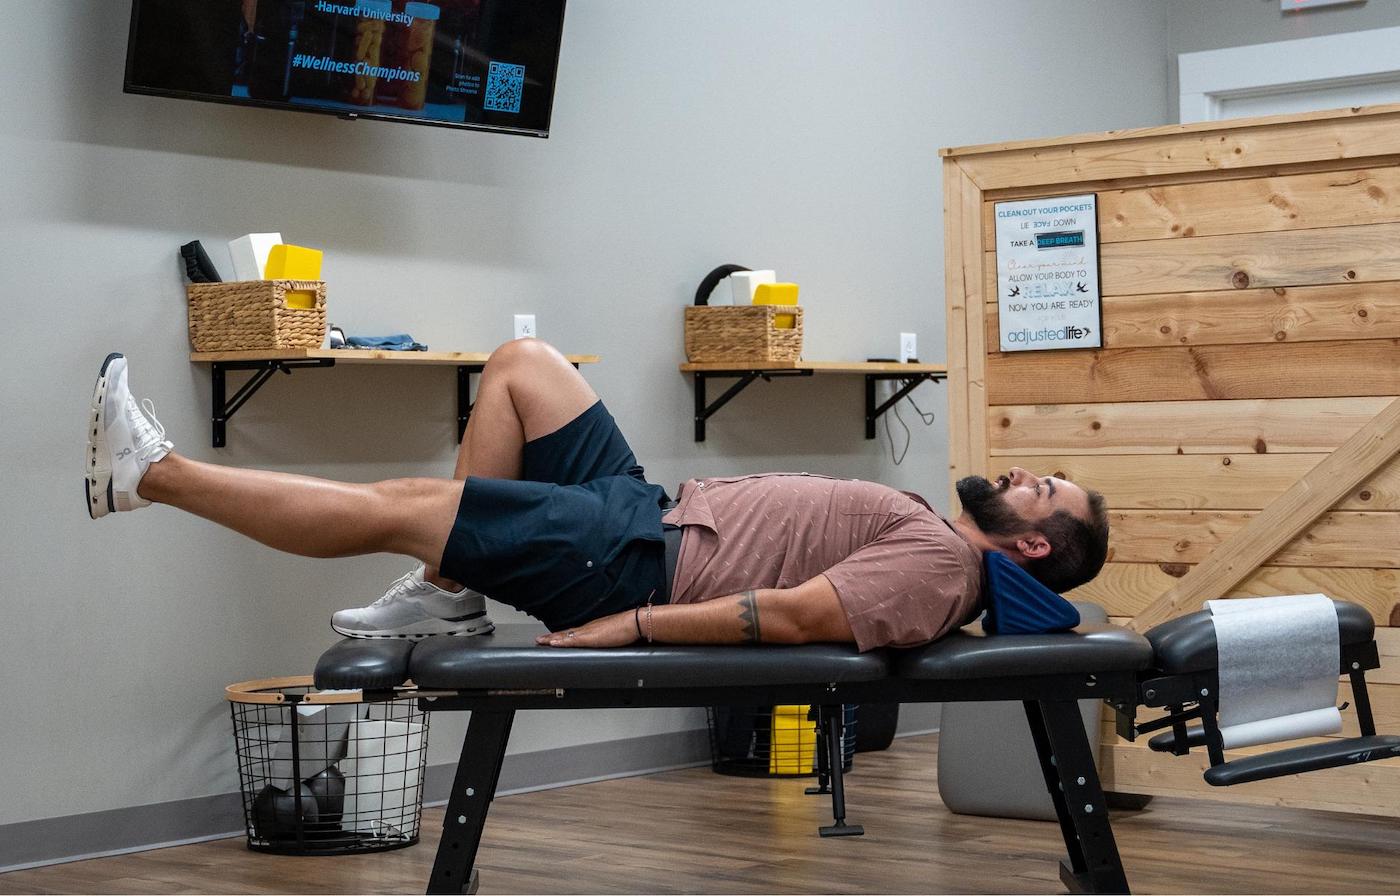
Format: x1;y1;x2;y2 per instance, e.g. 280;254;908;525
187;280;327;352
684;305;803;363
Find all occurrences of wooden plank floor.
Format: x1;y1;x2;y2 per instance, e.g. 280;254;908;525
4;733;1400;895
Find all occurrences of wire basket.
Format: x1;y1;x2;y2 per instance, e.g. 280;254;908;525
226;676;428;855
707;704;856;778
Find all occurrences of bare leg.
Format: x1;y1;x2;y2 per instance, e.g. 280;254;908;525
139;453;463;567
453;338;600;480
424;339;599;586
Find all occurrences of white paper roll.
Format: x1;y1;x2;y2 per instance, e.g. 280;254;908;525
1219;706;1342;749
1206;594;1341;748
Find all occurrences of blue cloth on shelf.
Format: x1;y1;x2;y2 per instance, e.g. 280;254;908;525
342;334;428;351
981;550;1081;635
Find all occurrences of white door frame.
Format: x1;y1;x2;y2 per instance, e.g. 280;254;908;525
1178;26;1400;122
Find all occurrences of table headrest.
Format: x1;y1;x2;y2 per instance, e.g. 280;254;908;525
1144;599;1375;675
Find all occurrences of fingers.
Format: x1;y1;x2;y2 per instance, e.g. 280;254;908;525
534;612;634;648
536;627;585;648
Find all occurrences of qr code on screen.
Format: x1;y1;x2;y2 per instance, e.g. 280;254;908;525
484;61;525;113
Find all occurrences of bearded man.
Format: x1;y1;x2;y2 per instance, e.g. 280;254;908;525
87;340;1108;651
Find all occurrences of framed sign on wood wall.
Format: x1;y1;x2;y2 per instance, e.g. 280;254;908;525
993;194;1102;352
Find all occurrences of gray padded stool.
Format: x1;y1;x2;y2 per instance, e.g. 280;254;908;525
936;601;1108;821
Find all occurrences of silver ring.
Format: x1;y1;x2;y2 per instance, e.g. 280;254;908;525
566;630;576;638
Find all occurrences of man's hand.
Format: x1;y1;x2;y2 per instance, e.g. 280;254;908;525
537;609;641;648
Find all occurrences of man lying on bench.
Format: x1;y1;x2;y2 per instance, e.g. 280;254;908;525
85;338;1108;651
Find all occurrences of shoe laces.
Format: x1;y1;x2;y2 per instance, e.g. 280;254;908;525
127;395;172;461
369;572;421;608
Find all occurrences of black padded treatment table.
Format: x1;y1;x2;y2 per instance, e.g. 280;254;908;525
317;621;1154;895
313;599;1398;896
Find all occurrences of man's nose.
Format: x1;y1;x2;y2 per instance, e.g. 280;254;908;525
1008;467;1031;484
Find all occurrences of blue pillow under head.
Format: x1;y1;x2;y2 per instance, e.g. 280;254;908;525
981;551;1081;635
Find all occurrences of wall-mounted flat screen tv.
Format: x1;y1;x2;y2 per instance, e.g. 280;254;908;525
125;0;566;136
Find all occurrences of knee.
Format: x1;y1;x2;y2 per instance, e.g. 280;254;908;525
486;337;565;374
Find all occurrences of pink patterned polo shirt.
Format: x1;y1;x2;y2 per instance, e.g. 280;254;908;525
661;473;984;651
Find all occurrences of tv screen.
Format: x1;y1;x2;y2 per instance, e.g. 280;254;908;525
125;0;566;136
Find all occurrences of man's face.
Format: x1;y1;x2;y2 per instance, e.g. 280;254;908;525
956;467;1091;537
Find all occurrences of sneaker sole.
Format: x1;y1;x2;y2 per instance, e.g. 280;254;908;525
331;615;496;640
87;353;124;520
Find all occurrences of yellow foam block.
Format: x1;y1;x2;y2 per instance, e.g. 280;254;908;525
769;704;818;775
264;243;324;280
753;282;799;329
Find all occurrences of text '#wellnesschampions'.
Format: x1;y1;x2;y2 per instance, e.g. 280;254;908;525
291;54;422;82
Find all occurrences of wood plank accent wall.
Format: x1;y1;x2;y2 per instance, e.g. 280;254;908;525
942;103;1400;817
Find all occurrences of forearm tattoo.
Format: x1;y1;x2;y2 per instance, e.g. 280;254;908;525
738;591;762;643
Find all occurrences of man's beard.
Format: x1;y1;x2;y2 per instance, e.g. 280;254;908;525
956;475;1032;537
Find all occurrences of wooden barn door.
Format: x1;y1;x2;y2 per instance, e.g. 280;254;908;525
943;105;1400;814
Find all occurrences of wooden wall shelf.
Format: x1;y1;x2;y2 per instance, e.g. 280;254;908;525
677;360;948;442
190;349;599;447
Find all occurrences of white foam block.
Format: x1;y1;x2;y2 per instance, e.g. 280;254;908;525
228;232;283;281
729;269;776;305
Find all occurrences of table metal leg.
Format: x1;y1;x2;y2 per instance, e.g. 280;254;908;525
427;710;515;895
1024;699;1129;895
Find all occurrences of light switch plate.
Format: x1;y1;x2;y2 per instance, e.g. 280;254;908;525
899;332;917;363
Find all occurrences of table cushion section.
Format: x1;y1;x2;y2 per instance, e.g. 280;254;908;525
894;624;1152;680
314;638;416;690
407;625;890;690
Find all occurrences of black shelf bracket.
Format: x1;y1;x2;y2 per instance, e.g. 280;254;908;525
457;364;486;443
864;372;945;439
211;359;336;448
693;370;814;442
690;369;945;442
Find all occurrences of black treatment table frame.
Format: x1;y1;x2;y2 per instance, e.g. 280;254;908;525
1114;600;1400;786
316;622;1154;895
315;600;1400;896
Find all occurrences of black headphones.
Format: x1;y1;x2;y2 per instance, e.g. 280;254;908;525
693;264;751;306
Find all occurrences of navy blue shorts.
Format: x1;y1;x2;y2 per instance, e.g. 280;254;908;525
437;401;669;630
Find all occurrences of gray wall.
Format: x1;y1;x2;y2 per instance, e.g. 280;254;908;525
0;0;1168;843
1166;0;1400;112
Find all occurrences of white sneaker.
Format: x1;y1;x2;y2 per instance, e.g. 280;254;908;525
87;353;172;519
331;566;495;639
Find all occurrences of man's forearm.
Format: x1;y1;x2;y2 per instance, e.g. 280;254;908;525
537;575;854;648
645;576;854;645
646;590;789;644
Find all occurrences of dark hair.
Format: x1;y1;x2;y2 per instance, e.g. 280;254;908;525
1024;489;1109;593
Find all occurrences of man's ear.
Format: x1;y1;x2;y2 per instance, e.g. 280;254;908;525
1014;533;1051;560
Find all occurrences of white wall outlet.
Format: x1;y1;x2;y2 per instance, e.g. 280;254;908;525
899;332;917;363
514;314;537;340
